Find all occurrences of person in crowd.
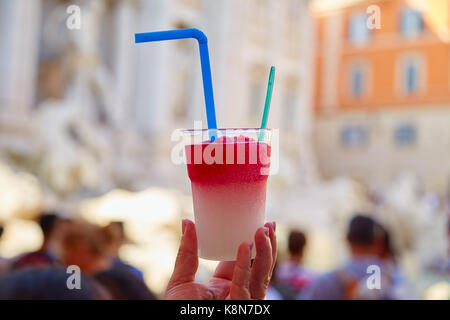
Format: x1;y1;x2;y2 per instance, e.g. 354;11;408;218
0;224;10;277
0;267;109;300
376;223;416;299
60;219;156;300
12;212;65;270
424;217;450;299
299;214;395;300
164;219;277;300
102;221;144;279
275;230;316;299
428;217;450;276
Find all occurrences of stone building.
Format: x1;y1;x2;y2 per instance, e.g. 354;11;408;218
0;0;317;204
313;0;450;194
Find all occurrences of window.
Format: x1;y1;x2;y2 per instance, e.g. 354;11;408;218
350;63;366;97
341;126;368;147
401;58;421;94
349;13;370;45
395;124;416;146
401;8;423;38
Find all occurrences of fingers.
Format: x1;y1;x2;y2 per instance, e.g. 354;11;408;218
264;221;277;278
249;226;273;299
209;261;235;300
167;219;198;288
213;261;235;281
229;242;253;300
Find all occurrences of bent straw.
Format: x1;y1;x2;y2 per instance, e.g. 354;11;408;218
259;66;275;141
135;28;217;140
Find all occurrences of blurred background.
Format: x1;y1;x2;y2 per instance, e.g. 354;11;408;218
0;0;448;299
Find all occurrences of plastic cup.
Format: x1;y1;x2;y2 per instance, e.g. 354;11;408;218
183;128;272;261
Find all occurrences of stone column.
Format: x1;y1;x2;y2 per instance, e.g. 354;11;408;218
0;0;42;117
134;0;172;133
202;0;232;128
297;0;319;185
114;0;137;127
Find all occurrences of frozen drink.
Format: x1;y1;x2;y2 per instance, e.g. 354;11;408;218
184;129;271;261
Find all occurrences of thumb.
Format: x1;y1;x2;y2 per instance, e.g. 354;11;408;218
167;219;199;288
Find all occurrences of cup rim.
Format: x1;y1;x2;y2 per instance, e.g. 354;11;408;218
181;128;272;133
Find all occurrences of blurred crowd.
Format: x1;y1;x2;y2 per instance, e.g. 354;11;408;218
0;211;448;300
268;215;440;300
0;213;156;299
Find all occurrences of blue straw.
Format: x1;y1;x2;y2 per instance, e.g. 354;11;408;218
135;29;217;139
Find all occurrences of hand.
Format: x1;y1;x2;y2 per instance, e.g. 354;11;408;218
164;219;277;300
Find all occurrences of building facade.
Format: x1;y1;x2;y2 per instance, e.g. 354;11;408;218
313;0;450;193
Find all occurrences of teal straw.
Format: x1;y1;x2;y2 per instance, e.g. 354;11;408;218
259;66;275;141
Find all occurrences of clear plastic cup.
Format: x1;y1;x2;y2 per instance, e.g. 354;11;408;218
183;128;272;261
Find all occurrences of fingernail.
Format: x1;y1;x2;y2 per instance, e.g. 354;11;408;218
182;219;187;235
268;225;274;239
263;227;269;237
